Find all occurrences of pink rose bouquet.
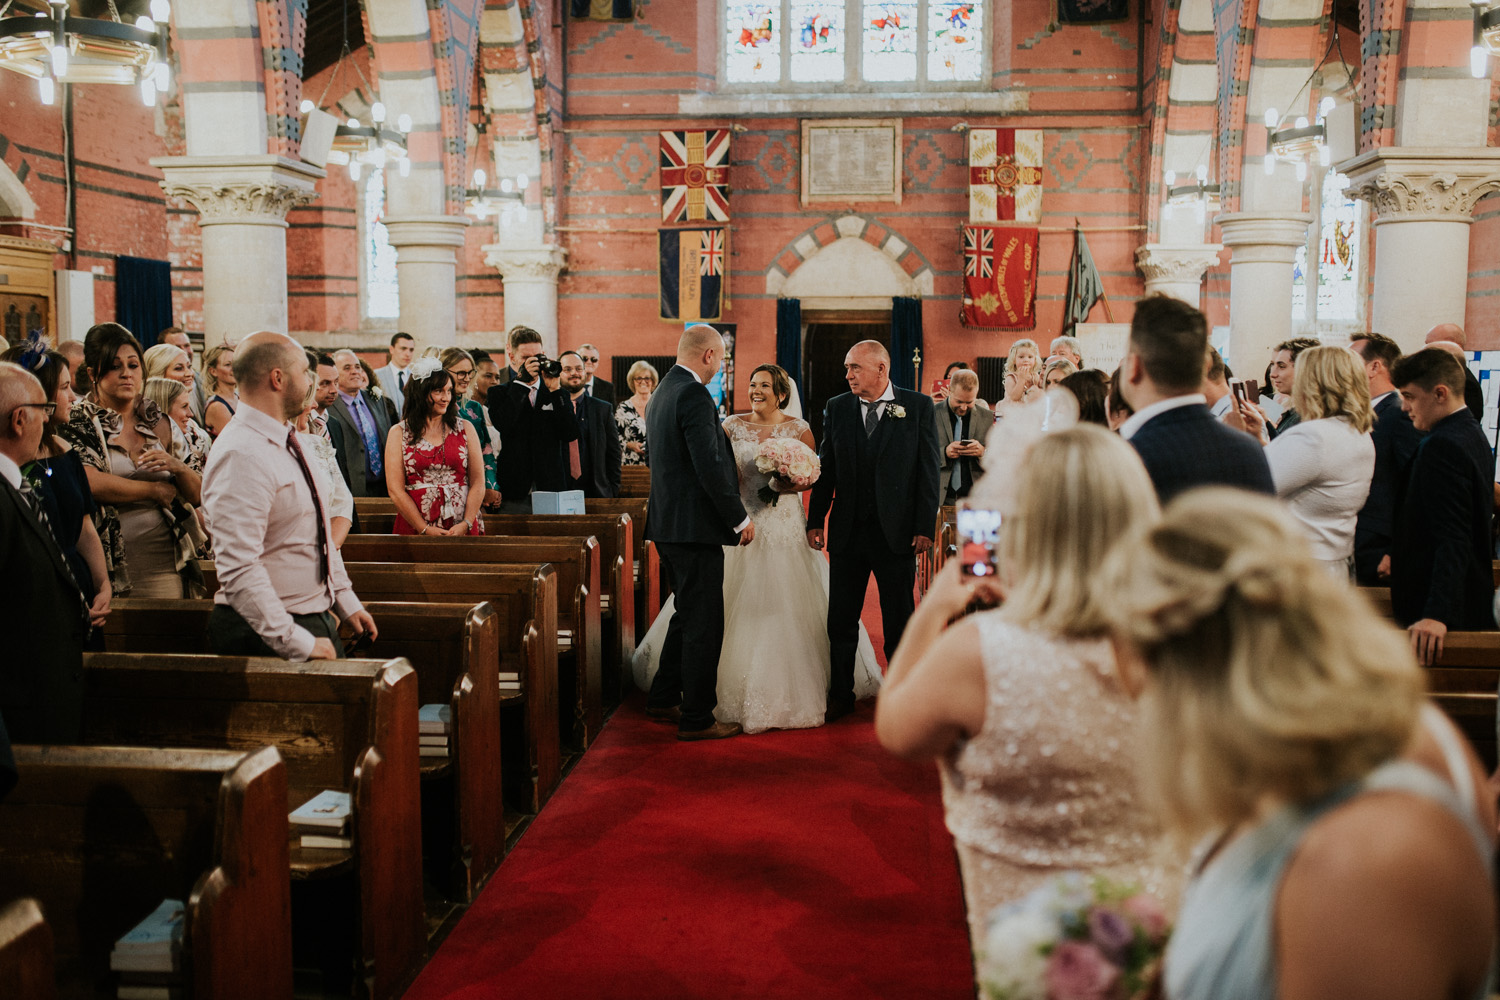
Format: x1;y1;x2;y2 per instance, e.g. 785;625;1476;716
752;437;819;507
978;873;1170;1000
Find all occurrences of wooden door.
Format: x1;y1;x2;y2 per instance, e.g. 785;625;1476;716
802;311;888;443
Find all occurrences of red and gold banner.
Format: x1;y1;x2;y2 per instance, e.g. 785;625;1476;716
962;225;1038;330
968;128;1043;224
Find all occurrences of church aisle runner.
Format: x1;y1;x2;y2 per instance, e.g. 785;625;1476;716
401;586;974;999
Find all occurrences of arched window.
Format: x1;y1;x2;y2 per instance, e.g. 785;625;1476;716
1291;167;1365;337
724;1;986;90
361;166;400;325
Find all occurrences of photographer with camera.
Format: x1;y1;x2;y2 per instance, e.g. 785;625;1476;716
487;325;580;514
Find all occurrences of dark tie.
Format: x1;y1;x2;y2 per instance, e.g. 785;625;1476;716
864;401;880;436
398;370;407;391
17;474;89;613
286;430;331;583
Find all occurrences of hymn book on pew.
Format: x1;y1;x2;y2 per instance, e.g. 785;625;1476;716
420;703;453;758
112;898;184;999
290;789;353;849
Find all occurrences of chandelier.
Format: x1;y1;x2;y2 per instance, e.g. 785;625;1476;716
463;123;529;224
1161;165;1220;222
0;0;171;106
301;20;409;182
1263;98;1335;181
1473;0;1500;77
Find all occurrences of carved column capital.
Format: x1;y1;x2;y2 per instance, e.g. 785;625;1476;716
1134;243;1224;283
151;155;324;227
483;244;568;283
1337;148;1500;224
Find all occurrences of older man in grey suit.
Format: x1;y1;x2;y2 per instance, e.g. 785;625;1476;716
936;369;994;504
326;349;393;497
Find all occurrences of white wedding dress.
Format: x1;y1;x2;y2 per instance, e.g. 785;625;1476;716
632;415;882;733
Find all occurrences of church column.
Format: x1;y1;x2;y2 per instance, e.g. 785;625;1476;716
152;156;323;345
383;216;470;348
1214;213;1312;381
483;245;568;354
1340;149;1500;350
1133;244;1224;305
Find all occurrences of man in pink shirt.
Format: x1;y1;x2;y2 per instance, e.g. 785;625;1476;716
202;331;377;660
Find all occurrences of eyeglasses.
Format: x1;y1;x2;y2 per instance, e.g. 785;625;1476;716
581;356;600;364
633;377;655;385
449;368;475;379
13;403;56;417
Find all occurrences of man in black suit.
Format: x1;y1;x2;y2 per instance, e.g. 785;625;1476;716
1119;296;1274;502
644;325;752;741
808;340;941;722
1424;324;1485;422
575;343;616;405
559;351;622;498
0;363;89;746
488;325;580;514
1351;333;1423;585
326;349;393;497
1389;347;1496;665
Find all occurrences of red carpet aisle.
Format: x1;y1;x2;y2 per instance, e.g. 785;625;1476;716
401;583;974;1000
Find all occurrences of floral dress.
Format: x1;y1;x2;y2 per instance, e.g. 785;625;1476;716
616;399;648;466
393;424;484;535
456;398;499;497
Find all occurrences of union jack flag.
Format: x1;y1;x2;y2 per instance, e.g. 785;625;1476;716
964;225;994;278
698;229;725;276
660;129;732;223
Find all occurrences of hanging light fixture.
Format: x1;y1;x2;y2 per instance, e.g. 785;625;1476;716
464;123;529;224
0;0;172;107
1162;164;1220;223
303;0;408;182
1263;98;1334;178
1472;0;1500;77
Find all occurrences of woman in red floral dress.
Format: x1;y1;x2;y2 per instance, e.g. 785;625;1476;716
383;358;486;536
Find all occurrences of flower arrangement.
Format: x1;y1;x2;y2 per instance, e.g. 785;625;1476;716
752;437;819;507
978;873;1170;1000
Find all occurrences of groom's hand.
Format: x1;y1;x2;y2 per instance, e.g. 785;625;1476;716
912;535;934;554
738;523;756;546
806;528;824;550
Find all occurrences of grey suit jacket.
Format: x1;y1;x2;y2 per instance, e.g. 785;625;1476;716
326;390;395;497
375;364;407;414
935;399;996;487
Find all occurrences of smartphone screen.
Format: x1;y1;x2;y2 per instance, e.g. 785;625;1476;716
1230;378;1249;406
932;378;951;395
956;507;1003;577
1243;378;1259;401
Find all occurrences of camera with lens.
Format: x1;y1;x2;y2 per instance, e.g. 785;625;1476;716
534;355;563;379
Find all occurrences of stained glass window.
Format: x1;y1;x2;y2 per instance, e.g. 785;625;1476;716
927;2;982;81
1291;243;1308;321
726;3;781;83
1315;172;1360;323
862;2;918;81
363;167;399;320
790;2;845;82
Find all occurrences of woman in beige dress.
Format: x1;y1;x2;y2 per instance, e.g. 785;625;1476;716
875;425;1181;964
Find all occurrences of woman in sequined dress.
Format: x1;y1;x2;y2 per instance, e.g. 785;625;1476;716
875;425;1182;959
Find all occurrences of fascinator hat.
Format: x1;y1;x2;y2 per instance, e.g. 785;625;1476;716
15;329;50;373
408;357;443;383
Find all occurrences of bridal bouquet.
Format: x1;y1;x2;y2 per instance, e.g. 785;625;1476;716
978;873;1170;1000
753;437;819;507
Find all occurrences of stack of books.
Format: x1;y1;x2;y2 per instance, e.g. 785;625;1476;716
112;899;183;1000
420;703;452;758
498;671;521;695
290;789;352;850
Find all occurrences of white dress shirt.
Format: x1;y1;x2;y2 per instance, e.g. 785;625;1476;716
202;401;364;661
1119;394;1207;441
0;452;20;489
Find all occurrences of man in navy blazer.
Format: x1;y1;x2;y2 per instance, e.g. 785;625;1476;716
1389;348;1496;665
808;340;941;721
1118;296;1274;503
559;351;622;498
643;325;752;741
1351;333;1423;585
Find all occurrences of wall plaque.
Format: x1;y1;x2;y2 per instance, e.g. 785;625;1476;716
800;119;902;207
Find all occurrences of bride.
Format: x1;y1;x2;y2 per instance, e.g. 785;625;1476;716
634;364;881;733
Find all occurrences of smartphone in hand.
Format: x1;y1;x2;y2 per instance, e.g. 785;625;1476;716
1230;378;1250;407
957;507;1003;578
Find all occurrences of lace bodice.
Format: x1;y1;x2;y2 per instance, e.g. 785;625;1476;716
723;415;813;548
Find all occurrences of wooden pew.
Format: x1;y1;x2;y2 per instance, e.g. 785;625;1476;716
101;599;505;903
77;655;423;1000
340;563;563;810
0;899;53;1000
620;465;651;498
343;536;607;737
0;745;291;1000
1431;691;1497;770
583;497;659;635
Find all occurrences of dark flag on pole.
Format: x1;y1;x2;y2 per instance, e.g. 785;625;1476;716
1063;224;1107;331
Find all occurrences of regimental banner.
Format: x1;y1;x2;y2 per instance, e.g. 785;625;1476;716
660;228;726;322
660;130;732;223
962;225;1038;330
968;128;1044;224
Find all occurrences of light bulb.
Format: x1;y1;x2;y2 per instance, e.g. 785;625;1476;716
397;114;411;133
1195;163;1208;182
1319;143;1331;166
1163;201;1174;220
1295;159;1308;182
1295;116;1308;129
368;148;386;168
501;178;513;193
300;98;314;114
154;62;169;92
518;205;528;222
38;75;54;105
51;44;67;78
135;15;153;31
1164;169;1176;186
518;173;529;189
1473;45;1489;79
347;118;359;129
473;169;486;187
1264;153;1276;176
141;79;156;107
371;102;386;124
398;157;410;177
1194;199;1206;223
1318;96;1336;117
1264;107;1278;129
349;160;361;182
150;0;170;22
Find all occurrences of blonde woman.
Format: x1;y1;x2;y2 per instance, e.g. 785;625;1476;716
875;425;1180;963
1043;355;1077;387
616;360;657;466
201;341;237;437
143;376;211;474
995;338;1042;418
1104;490;1495;1000
1233;345;1375;576
143;343;194;389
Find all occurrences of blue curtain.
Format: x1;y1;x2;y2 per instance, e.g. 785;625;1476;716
890;296;923;390
776;297;803;398
114;255;172;349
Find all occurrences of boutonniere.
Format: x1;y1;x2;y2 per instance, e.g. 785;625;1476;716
888;404;907;419
369;385;384;400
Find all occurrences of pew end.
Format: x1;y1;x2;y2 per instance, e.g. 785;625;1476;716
0;899;53;1000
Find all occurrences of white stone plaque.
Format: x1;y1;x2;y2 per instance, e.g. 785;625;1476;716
800;119;903;206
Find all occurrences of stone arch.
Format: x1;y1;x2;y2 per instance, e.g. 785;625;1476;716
478;0;559;248
361;0;446;216
170;0;283;156
1144;0;1219;238
765;215;935;306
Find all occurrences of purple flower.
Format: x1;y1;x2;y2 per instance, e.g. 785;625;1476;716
1045;940;1121;1000
1122;893;1170;945
1087;907;1134;964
